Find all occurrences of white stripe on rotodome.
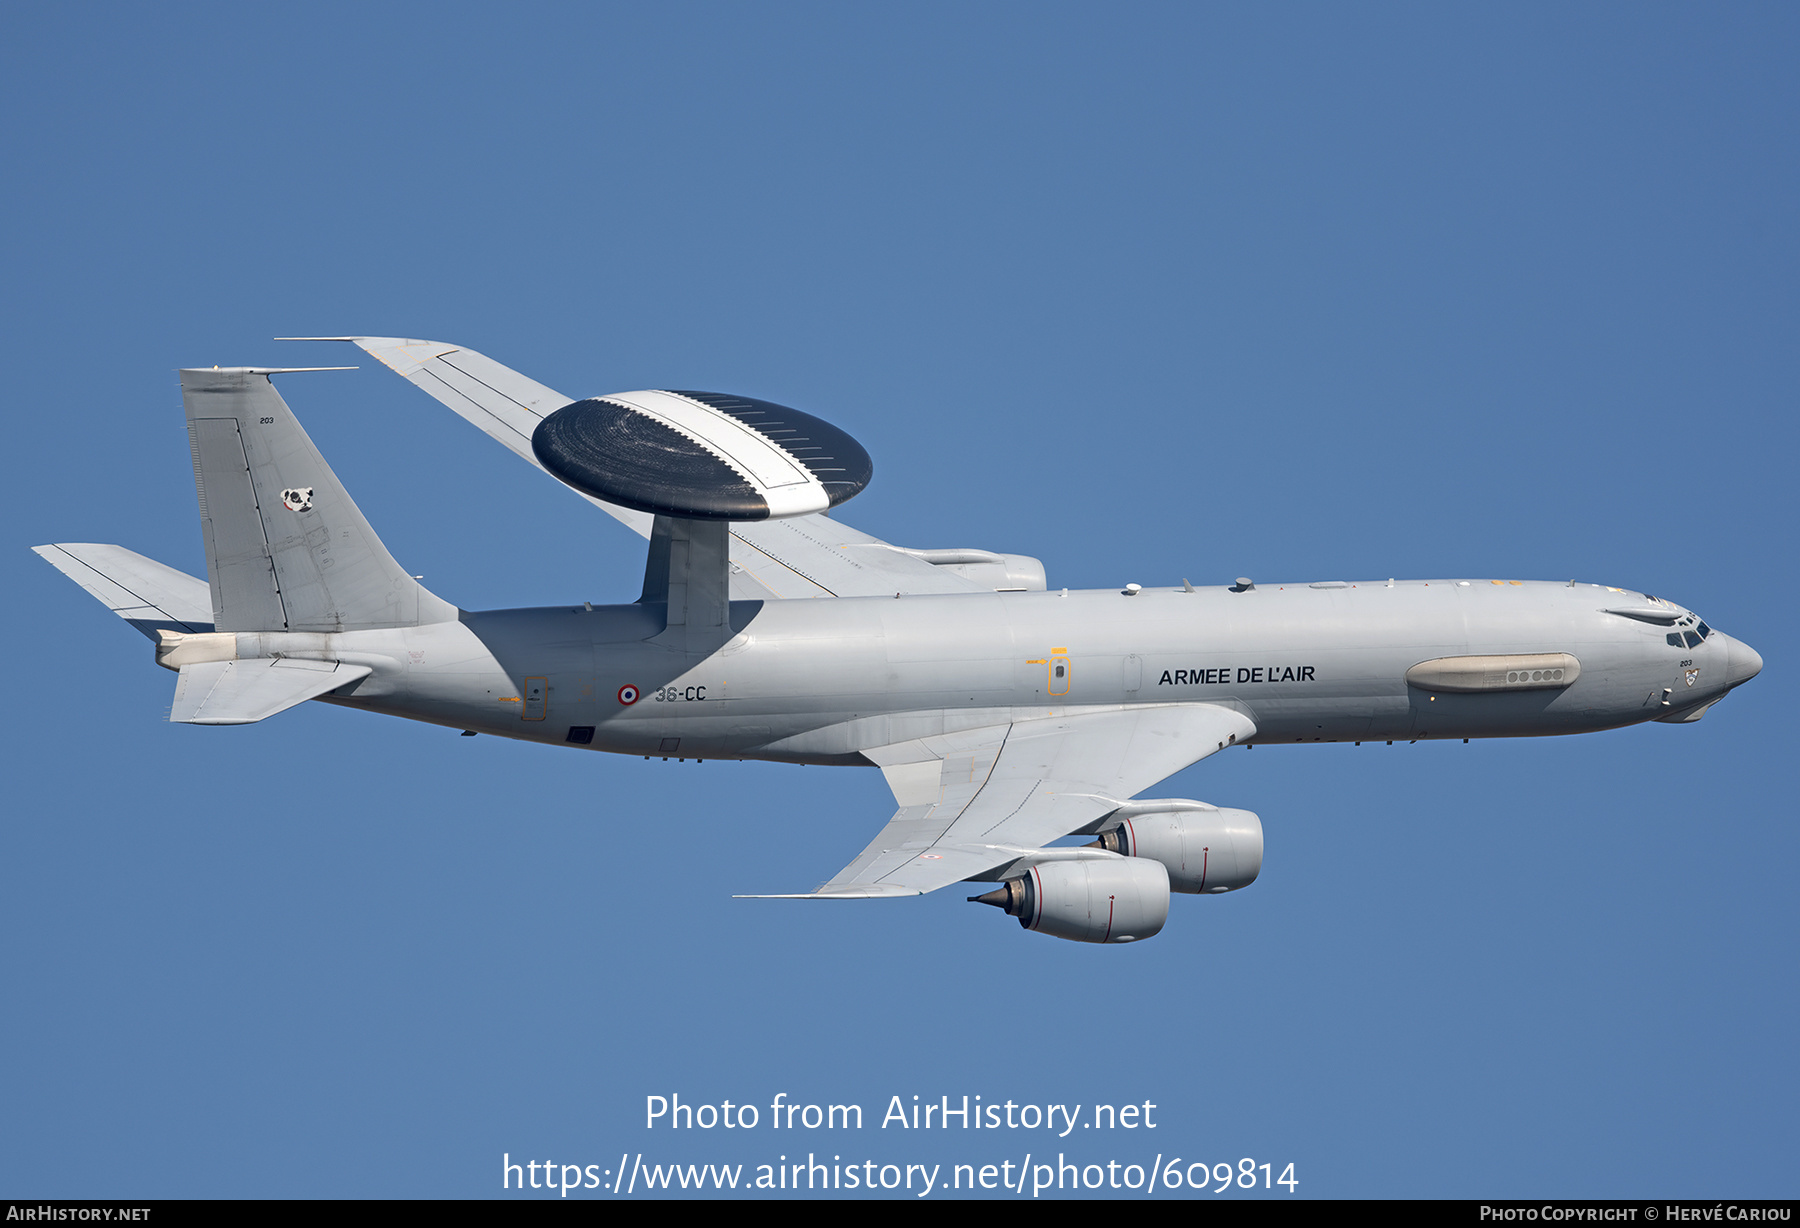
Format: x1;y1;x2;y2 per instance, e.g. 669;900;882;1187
597;389;829;518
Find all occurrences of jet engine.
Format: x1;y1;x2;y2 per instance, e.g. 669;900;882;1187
1089;802;1263;894
969;858;1169;944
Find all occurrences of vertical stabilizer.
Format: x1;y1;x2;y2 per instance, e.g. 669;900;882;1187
181;368;457;632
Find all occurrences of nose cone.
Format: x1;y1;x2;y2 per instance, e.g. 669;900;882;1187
1726;636;1764;689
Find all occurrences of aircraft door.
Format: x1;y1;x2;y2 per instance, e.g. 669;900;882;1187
523;676;548;720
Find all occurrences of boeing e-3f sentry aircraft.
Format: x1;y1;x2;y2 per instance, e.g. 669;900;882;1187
35;339;1764;944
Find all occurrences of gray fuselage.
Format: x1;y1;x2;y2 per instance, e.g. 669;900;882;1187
291;577;1758;765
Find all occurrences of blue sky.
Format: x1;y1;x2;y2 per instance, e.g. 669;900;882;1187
3;2;1794;1198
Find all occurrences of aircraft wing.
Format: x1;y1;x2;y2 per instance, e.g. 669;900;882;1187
299;337;994;601
755;703;1258;898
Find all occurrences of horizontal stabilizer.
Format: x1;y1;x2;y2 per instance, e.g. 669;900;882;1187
34;544;213;638
169;657;371;725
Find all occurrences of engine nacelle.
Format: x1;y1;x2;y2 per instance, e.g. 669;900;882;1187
1091;802;1263;894
970;857;1169;944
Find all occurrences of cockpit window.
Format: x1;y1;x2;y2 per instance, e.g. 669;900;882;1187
1667;617;1713;647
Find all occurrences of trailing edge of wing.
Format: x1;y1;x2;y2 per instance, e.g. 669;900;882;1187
734;885;921;899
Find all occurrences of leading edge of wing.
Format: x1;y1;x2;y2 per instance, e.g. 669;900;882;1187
301;336;990;601
746;703;1258;900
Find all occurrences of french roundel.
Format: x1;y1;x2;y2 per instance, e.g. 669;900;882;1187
617;684;641;705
